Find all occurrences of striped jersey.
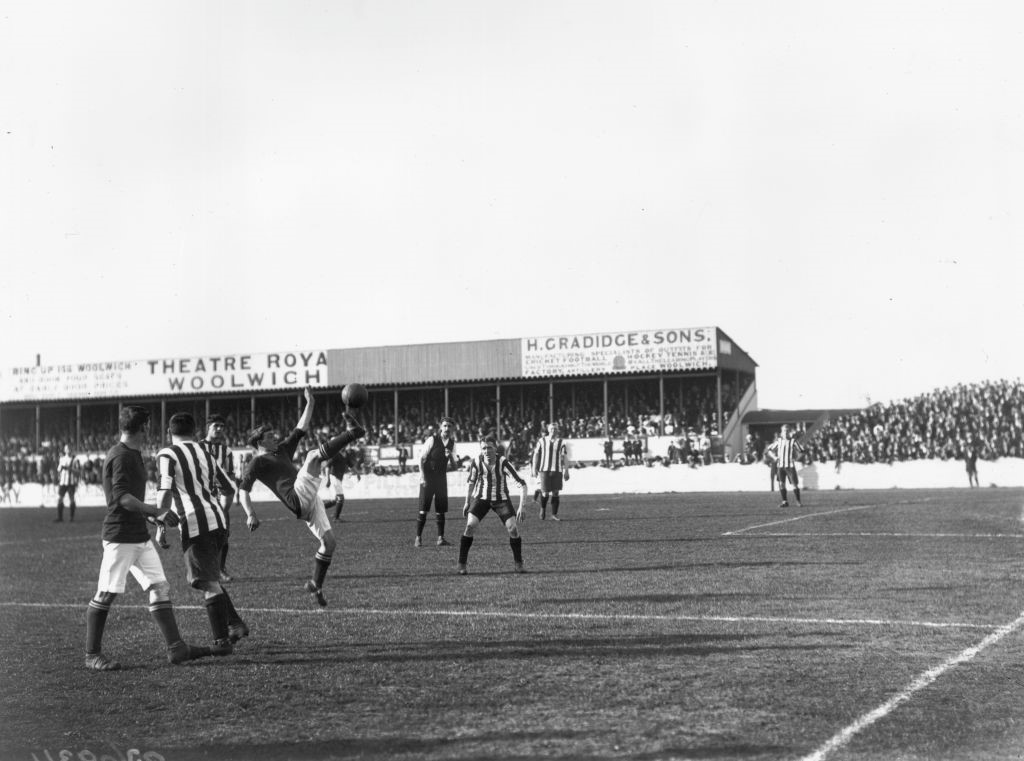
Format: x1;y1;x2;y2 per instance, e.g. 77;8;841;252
200;438;236;487
467;454;526;502
532;435;567;474
58;454;81;486
766;437;803;468
157;441;233;540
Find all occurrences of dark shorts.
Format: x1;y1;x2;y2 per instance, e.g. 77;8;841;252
468;498;516;523
539;472;563;493
183;530;227;588
58;484;77;498
419;477;449;513
777;467;799;487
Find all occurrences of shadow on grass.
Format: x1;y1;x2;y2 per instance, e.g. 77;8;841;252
230;630;845;667
145;729;598;761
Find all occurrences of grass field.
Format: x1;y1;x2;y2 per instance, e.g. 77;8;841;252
3;487;1024;761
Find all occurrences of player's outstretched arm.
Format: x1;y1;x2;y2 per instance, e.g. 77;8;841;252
297;386;315;432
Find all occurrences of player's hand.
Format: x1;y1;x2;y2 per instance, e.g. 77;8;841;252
563;470;570;481
157;509;179;528
516;505;525;523
304;386;315;405
462;502;470;517
247;515;260;532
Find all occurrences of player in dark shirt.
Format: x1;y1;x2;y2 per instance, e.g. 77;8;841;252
324;448;354;521
83;405;211;671
415;417;458;547
238;387;366;607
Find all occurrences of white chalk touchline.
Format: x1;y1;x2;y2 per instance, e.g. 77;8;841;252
798;609;1024;761
723;504;886;535
0;601;997;630
749;531;1024;540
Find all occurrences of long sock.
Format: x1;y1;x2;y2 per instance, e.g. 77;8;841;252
313;552;331;588
220;542;229;571
551;494;560;516
85;598;112;654
779;485;788;502
436;514;446;538
333;495;345;520
458;535;474;564
56;502;63;521
222;589;243;626
510;536;522;563
416;511;427;538
794;487;801;503
318;427;366;461
204;594;231;641
540;494;549;510
148;600;183;646
69;500;75;521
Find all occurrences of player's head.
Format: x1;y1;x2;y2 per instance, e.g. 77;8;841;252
547;422;560;436
248;425;279;451
206;413;227;442
119;405;150;436
480;435;497;461
63;444;72;455
168;412;197;439
439;416;454;436
781;424;791;438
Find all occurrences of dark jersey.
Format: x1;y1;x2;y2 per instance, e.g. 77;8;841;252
422;434;455;477
101;442;151;544
325;451;350;479
238;428;305;514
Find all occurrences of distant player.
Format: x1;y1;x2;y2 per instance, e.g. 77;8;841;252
202;414;237;581
458;436;528;575
531;422;570;520
55;444;81;522
238;387;365;607
764;425;803;508
415;417;458;547
964;443;980;488
157;412;248;656
324;447;355;521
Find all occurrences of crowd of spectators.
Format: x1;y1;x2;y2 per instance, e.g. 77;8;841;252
801;379;1023;465
3;378;1019;491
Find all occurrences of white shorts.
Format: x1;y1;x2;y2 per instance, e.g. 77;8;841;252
296;466;331;543
96;539;167;594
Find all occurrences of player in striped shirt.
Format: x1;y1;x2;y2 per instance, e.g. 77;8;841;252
763;424;804;508
157;412;249;655
55;444;81;522
458;436;528;575
201;414;237;582
531;422;571;520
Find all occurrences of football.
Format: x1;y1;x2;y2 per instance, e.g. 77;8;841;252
341;382;368;408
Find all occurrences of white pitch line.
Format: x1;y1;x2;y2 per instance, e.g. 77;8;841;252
723;504;886;535
0;601;998;630
798;609;1024;761
748;532;1024;540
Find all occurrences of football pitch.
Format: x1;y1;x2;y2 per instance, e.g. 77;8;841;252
3;488;1024;761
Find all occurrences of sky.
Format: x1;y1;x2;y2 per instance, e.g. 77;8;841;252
1;0;1022;410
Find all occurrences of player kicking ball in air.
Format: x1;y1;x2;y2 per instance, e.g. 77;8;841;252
457;435;528;575
238;387;365;607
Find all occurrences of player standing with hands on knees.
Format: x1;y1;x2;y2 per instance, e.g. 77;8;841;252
457;435;528;575
238;387;366;607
